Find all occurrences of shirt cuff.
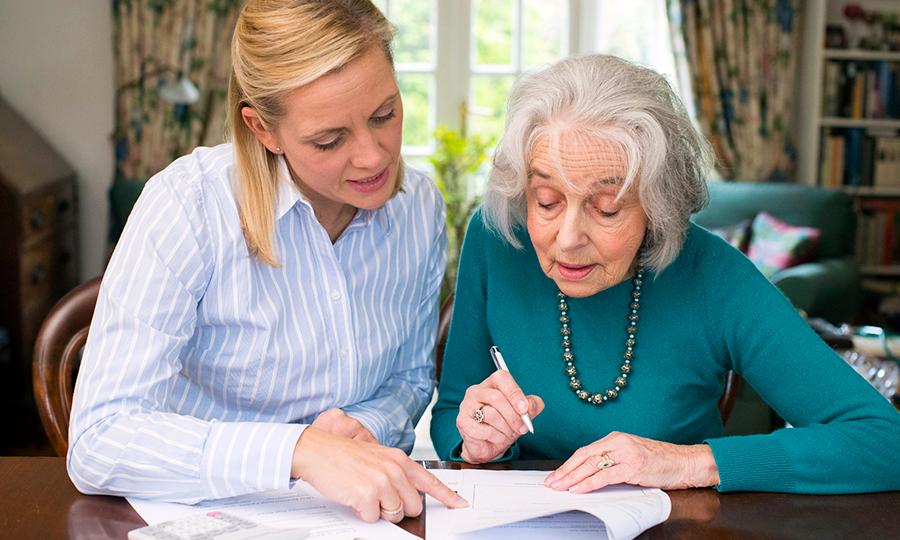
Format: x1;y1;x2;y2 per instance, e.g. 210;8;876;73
705;435;795;492
343;405;399;447
201;421;305;499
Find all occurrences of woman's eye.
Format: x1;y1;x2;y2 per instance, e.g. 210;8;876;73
313;137;342;151
597;208;619;218
371;110;396;124
537;201;558;210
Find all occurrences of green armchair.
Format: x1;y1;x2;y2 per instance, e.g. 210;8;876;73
693;182;861;435
693;181;860;325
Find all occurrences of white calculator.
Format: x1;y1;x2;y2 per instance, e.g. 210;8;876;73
127;511;309;539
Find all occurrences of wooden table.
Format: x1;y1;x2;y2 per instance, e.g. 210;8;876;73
2;457;898;539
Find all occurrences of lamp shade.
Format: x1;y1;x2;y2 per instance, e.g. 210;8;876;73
160;75;200;105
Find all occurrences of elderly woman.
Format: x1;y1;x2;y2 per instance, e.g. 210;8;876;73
69;0;465;522
431;54;900;494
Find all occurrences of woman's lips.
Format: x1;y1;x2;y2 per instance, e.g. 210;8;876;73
557;262;596;280
347;167;389;193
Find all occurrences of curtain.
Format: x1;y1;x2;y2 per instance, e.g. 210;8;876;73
669;0;801;181
113;0;241;183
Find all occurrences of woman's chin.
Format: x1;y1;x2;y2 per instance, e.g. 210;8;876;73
553;278;603;298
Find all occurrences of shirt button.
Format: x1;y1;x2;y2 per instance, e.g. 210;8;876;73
330;290;342;302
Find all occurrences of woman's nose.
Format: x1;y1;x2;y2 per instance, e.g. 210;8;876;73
350;129;384;170
556;210;589;252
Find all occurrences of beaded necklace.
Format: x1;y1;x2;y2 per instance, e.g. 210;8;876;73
558;267;643;405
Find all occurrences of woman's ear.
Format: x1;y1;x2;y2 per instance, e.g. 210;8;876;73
241;107;280;154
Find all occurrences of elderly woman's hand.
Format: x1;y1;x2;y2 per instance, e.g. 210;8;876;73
457;370;544;464
543;431;720;492
292;428;469;523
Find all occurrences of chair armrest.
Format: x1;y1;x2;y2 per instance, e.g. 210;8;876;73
770;258;860;324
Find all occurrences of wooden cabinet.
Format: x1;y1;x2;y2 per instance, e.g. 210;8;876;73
0;96;79;453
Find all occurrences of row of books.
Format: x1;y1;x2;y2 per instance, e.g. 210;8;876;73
857;199;900;267
820;128;900;187
822;60;900;119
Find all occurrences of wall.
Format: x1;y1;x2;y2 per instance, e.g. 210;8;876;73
0;0;114;279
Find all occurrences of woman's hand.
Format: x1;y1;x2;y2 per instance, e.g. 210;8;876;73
292;427;468;523
543;431;720;492
311;408;377;443
457;371;544;464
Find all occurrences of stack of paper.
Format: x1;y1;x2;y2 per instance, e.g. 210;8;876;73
426;469;670;540
127;481;417;540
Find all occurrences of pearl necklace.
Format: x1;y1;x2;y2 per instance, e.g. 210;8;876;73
558;267;643;405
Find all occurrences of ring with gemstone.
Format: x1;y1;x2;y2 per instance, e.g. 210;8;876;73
594;453;615;469
472;407;485;423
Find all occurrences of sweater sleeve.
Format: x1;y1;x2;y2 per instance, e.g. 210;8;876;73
430;211;520;461
700;239;900;494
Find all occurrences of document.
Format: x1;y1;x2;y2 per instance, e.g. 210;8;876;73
426;469;670;540
127;481;417;540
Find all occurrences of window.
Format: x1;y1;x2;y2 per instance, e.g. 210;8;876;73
375;0;687;161
373;0;437;158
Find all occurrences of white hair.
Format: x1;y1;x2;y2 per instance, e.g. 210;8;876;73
483;54;712;273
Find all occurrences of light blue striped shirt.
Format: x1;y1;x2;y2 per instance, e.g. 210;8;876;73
68;143;446;503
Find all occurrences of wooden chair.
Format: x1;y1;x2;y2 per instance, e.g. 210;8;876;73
32;276;101;456
435;293;742;424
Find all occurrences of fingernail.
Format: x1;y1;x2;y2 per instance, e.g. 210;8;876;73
550;480;562;489
517;401;527;414
544;474;554;485
569;485;585;493
456;497;470;508
519;425;528;435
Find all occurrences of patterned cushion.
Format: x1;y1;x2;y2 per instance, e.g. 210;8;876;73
709;219;752;253
746;212;822;278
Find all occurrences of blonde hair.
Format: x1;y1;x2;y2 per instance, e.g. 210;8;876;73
228;0;397;266
484;54;711;274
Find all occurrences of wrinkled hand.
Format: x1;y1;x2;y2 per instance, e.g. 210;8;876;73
543;431;720;492
292;428;469;523
311;408;377;443
457;370;544;464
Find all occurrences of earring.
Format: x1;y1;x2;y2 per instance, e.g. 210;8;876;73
274;145;282;154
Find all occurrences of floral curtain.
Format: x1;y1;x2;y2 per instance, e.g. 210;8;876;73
669;0;801;181
113;0;241;183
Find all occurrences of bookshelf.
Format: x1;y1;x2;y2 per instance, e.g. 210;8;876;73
797;1;900;188
796;1;900;284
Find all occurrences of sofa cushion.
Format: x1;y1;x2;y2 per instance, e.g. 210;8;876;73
692;181;854;259
746;212;822;278
709;219;753;252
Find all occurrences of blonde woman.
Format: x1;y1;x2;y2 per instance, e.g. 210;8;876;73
68;0;466;522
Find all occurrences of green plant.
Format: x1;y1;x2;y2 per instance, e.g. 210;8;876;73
428;125;494;301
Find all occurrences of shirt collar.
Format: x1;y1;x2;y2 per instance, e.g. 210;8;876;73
273;155;393;236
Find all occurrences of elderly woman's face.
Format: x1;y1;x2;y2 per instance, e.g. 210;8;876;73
526;135;648;298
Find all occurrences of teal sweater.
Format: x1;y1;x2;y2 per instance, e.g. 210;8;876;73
431;211;900;494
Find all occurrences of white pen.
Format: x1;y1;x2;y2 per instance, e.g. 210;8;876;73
489;346;535;434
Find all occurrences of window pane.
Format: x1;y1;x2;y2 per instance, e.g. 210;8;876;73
398;73;433;148
590;0;684;103
468;75;514;142
472;0;514;66
403;155;432;174
522;0;565;67
391;0;433;64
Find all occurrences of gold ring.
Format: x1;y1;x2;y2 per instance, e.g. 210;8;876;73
472;407;485;423
594;453;615;469
380;502;404;517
